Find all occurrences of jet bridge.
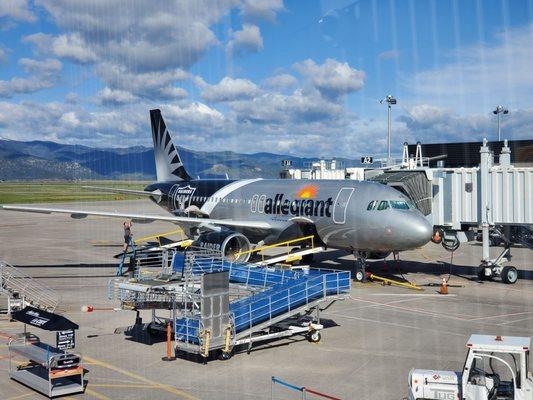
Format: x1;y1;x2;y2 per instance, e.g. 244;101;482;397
369;139;532;283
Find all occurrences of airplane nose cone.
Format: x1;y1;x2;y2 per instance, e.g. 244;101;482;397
390;213;433;250
410;216;433;248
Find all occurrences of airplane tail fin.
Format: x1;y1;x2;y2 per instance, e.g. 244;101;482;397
150;109;191;182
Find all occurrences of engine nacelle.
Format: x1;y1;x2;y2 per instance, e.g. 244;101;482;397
193;231;252;263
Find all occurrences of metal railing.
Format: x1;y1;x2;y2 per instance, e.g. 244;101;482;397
0;261;60;312
175;270;351;345
234;235;316;263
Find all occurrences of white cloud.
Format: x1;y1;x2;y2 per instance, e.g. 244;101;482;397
97;87;137;106
0;58;62;98
96;63;189;100
228;88;345;125
0;0;36;22
34;0;232;72
378;49;399;60
165;102;225;128
59;111;80;128
263;74;297;90
159;86;188;100
24;33;98;65
293;58;365;99
19;58;62;76
396;104;533;143
240;0;284;21
406;24;533;112
228;24;264;55
201;77;260;102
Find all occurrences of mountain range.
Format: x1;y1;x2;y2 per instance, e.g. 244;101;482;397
0;139;361;180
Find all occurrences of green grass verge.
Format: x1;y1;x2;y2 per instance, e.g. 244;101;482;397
0;181;150;204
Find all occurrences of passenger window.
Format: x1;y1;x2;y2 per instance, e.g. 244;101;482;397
377;200;390;210
367;201;376;210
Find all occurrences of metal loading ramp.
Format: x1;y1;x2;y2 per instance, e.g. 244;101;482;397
172;251;350;359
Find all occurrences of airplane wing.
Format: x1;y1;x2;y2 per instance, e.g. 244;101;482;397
0;205;271;230
82;186;162;201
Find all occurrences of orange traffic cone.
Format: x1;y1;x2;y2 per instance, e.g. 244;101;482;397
439;277;448;295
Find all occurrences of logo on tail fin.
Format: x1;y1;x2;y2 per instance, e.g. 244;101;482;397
150;109;191;182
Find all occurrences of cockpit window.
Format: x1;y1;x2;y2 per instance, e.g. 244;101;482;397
390;201;410;210
377;200;390;210
367;200;377;210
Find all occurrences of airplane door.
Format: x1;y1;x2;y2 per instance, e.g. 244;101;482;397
333;187;354;224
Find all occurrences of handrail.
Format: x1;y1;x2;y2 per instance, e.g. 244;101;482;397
134;228;185;245
235;235;315;258
0;261;60;312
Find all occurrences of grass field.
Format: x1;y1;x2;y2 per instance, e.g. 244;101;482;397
0;181;149;204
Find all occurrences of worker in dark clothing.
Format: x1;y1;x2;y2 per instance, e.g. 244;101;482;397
123;220;133;252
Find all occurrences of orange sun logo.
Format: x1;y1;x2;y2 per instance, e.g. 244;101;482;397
297;185;318;199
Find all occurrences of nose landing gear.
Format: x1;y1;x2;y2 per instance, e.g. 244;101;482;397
353;252;367;282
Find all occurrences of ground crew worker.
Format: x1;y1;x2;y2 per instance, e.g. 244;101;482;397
123;220;133;252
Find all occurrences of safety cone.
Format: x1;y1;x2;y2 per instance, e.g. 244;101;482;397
439;277;448;295
162;322;175;361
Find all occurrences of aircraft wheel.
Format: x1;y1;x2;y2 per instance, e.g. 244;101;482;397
308;330;321;343
354;270;365;282
218;348;234;360
501;266;518;284
477;267;492;281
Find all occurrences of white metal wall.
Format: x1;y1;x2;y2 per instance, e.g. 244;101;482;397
431;167;532;228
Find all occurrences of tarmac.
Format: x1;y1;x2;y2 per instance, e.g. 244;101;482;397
0;199;531;400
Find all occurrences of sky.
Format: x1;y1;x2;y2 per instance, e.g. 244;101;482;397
0;0;532;159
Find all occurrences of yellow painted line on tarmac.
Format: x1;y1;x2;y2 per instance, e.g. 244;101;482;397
84;355;200;400
85;388;111;400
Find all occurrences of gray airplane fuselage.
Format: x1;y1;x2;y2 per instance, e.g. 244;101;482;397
145;178;432;253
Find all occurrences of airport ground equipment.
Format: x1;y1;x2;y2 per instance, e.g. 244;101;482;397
8;337;84;398
108;247;350;361
0;260;60;313
407;334;532;400
369;139;533;284
172;249;350;360
8;306;83;398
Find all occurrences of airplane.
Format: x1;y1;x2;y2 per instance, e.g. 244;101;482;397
1;109;433;281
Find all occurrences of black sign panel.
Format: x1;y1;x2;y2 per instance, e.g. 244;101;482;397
56;329;75;350
11;306;79;331
361;156;373;164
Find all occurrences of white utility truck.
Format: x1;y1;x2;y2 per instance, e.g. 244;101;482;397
408;334;532;400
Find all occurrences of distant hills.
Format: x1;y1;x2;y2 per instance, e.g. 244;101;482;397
0;139;360;180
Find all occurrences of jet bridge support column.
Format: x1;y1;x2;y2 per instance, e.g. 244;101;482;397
478;139;518;284
480;139;491;264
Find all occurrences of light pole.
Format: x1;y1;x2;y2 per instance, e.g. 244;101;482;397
492;105;509;142
380;95;397;166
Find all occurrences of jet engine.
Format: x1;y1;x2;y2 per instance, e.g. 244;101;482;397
193;230;252;263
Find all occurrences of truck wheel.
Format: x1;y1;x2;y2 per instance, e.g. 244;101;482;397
501;266;518;284
308;330;321;343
